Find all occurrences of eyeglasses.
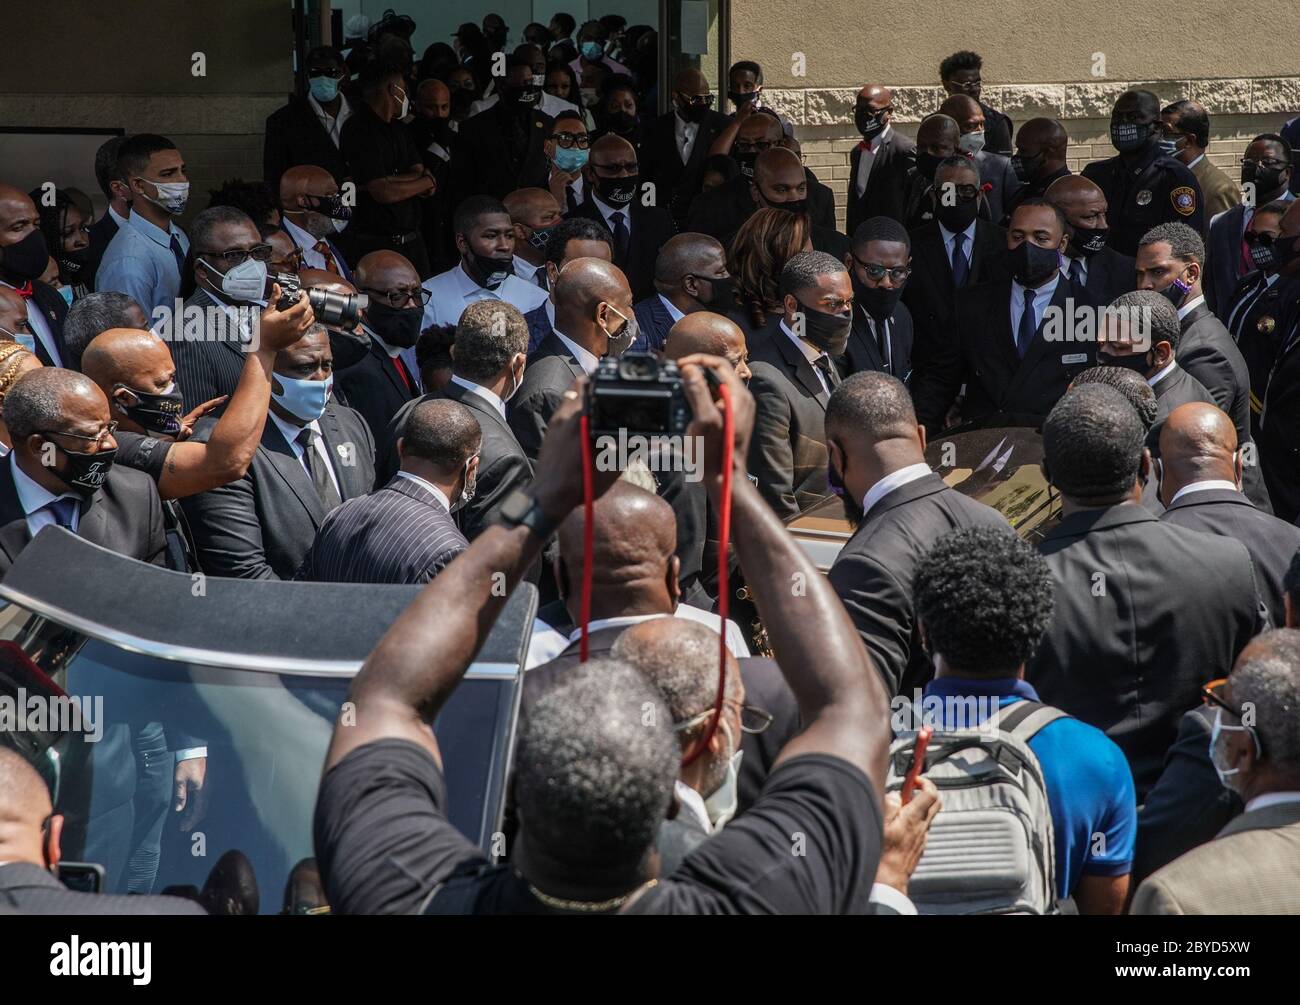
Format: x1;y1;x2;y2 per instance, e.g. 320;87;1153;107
40;422;118;450
592;160;639;174
1242;157;1289;170
550;132;591;149
1201;678;1242;717
360;285;431;307
677;93;715;108
949;78;981;92
852;257;911;283
308;66;345;79
673;702;774;735
200;244;274;269
735;139;777;154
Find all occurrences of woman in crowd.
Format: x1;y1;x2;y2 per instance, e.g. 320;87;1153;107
727;207;813;344
31;187;92;303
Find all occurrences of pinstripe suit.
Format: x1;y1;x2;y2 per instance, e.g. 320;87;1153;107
295;474;467;584
171;287;258;414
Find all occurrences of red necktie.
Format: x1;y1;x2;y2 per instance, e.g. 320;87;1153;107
12;282;33;300
392;354;413;392
314;240;340;275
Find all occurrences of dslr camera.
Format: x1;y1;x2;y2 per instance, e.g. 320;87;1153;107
586;353;690;439
271;272;368;326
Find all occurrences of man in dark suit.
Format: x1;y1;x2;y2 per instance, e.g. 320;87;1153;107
521;216;614;352
744;149;850;259
262;46;350;189
938;95;1023;226
510;258;633;459
912;199;1098;433
846;85;917;233
567;134;674;301
0;749;205;915
0;183;70;367
278;165;353;281
1026;385;1266;798
335;251;422;447
747;250;852;520
900;114;961;230
825;372;1010;694
940;50;1014;155
643;68;730;226
903;157;1008;381
631;233;730;354
1047;175;1136;304
1204;135;1292;314
385;300;531;539
182;325;375;579
1158;402;1300;626
1134;222;1271;509
0;369;166;577
298;398;473;584
451;58;554;201
84;136;132;292
1005;118;1072;221
844;216;915;380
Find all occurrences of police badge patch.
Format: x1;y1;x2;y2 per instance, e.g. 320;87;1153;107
1171;186;1196;216
1136;190;1152;206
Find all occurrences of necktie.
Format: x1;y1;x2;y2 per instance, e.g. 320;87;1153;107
1016;286;1037;357
534;267;549;290
168;233;186;278
874;318;891;372
1068;258;1085;286
814;353;841;392
314;240;340;275
43;497;78;530
950;231;969;287
296;428;343;513
565;184;579;214
392;353;413;392
12;282;33;300
610;211;630;265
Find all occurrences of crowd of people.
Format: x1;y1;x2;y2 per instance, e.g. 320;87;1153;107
1;8;1299;917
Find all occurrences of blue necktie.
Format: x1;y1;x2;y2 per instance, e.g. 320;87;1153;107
1068;257;1085;286
610;211;630;266
951;231;969;287
168;233;187;277
44;497;78;529
1016;286;1037;358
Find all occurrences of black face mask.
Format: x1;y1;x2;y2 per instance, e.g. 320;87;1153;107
796;302;852;356
935;197;979;233
304;192;353;221
57;247;91;285
852;274;904;324
916;152;943;182
855;107;885;142
826;452;862;529
602;110;638;136
766;196;808;215
1071;224;1110;257
366;300;424;349
327;325;371;370
503;84;541;108
1010;151;1042;183
1242;159;1286;195
114;383;184;437
49;442;117;498
728;91;756;110
1111;120;1155;154
1;229;51;283
1160;277;1191;309
594;172;639;206
697;274;736;308
677;99;709;124
1099;349;1153;375
467;251;515;288
734;150;758;178
1007;241;1061;286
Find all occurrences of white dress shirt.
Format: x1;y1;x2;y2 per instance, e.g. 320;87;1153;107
395;470;451;512
674;110;700;163
9;452;81;537
861;463;932;518
1245;791;1300;813
1009;272;1060;345
853;124;892;198
513;255;547;289
421;261;549;329
592;193;633;238
553;329;600;375
308;92;351;147
1061;255;1089;286
1177;293;1206;321
1147;357;1178;388
283;216;336;272
779;318;834;394
938;218;977;273
523;607;753;669
1168;478;1241;505
268;411;342;498
449;374;507;420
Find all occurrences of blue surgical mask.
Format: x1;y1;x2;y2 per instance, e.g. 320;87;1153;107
56;285;74;305
309;75;341;103
580;40;605;61
554;146;588;172
272;373;333;423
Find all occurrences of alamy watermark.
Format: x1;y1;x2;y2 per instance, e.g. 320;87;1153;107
594;430;703;482
150;300;262;351
0;688;103;742
1042;301;1153;351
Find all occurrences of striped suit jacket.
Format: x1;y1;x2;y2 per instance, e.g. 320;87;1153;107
171;286;257;414
295;474;467;584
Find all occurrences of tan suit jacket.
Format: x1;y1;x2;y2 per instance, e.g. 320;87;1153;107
1192;157;1241;225
1132;800;1300;914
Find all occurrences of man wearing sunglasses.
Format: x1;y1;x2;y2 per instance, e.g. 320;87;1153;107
846;85;916;236
0;367;165;576
263;46;350;191
643;68;730;226
1134;633;1300;914
843;217;915;381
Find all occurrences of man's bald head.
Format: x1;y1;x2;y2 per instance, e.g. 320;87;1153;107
418;78;450;104
673;66;708;94
1158;402;1242;501
917;114;960;154
553;257;632;316
754;147;803;190
1046;175;1109;248
591;132;636;163
1046;174;1104;209
296;268;358;296
0;183;36;217
655;233;725;286
1018;117;1068;150
1015;118;1069;177
354;250;419;291
503;187;561;232
738;111;783;146
937;93;981;131
81;328;171;389
858;83;892;103
664;312;751;380
279;164;338;208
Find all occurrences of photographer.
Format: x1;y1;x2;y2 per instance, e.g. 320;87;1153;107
314;354;892;914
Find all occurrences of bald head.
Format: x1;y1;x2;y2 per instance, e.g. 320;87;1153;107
937;93;982;133
558;481;678;619
655;233;725;286
754;147;804;190
1046;174;1104;209
664;312;751;380
591;132;636;164
503;187;562;234
417;78;450;117
1046;175;1109;248
552;257;633;348
279;165;338;208
916;114;960;156
737;111;783;146
354;250;418;292
81;328;171;389
858;84;892;103
1015;118;1069;179
673;67;708;94
1158;402;1241;502
296;268;357;297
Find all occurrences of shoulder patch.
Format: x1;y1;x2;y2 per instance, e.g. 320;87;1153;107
1171;185;1197;216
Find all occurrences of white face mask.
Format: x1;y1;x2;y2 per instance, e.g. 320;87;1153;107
393;84;411;120
501;358;523;403
201;255;268;303
958;130;986;155
1209;707;1251;788
450;454;478;512
702;720;744;830
139;178;190;215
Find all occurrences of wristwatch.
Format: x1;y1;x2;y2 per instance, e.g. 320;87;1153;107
497;488;560;538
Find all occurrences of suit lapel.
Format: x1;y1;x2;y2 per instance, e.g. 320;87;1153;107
446;380;513;437
970;221;1005;285
317;405;365;500
849;309;884;372
75;487;110;545
773;330;830;407
372;341;409;399
262;421;326;526
0;466;30;564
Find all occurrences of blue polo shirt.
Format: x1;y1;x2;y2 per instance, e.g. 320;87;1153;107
922;676;1136;898
95;211;189;316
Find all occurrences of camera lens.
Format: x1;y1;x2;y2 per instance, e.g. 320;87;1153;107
306;288;368;326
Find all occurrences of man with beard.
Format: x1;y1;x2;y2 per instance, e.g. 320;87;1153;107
278;165;354;281
826;371;1011;695
843;217;914;380
1046;175;1136;305
336;251;425;447
747;251;852;520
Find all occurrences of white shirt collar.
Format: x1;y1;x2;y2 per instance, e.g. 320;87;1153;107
1011;272;1060;305
674;779;713;833
283;216;318;251
9;452;79;516
513;255;542;281
1245;791;1300;814
938;218;977;248
553;329;600;375
779;318;823;365
450;373;507;420
567;611;669;642
1186;153;1206;170
862;463;932;517
1169;479;1241;504
657;293;685;324
593;194;631;232
395;470;451;512
1147;358;1178;387
1177;293;1206;320
269;410;320;452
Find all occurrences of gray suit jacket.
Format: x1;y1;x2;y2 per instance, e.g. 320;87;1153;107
1132;801;1300;914
972;149;1023;227
0;862;206;915
509;333;585;461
